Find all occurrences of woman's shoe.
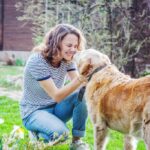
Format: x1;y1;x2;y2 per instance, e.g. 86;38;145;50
70;140;90;150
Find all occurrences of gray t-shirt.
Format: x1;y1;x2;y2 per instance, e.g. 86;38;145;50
20;53;76;119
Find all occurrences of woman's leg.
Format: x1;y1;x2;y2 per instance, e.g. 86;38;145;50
54;90;88;139
23;108;69;142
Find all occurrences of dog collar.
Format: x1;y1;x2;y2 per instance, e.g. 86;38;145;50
78;65;107;101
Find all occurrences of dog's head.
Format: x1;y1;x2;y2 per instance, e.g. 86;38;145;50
73;49;111;76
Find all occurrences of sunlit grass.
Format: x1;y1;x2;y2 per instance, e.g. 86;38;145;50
0;96;146;150
0;66;147;149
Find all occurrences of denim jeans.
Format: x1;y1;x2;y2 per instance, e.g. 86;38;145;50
22;90;88;142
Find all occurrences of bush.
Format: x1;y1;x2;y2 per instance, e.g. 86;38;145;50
15;59;25;66
140;71;150;77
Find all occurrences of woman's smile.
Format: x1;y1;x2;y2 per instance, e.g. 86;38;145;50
60;33;78;61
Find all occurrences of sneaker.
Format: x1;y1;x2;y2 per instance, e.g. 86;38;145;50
70;140;90;150
28;131;39;142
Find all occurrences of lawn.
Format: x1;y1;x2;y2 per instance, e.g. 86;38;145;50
0;66;23;90
0;96;146;150
0;66;147;150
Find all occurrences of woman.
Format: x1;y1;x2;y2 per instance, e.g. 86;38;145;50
20;24;90;150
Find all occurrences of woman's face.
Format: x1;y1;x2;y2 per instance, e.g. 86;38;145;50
60;33;79;61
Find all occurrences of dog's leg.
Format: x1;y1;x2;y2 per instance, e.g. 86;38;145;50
143;122;150;150
125;114;141;150
94;122;108;150
143;102;150;150
124;135;137;150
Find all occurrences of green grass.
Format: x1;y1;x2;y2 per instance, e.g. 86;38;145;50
0;66;147;149
0;96;23;138
0;96;70;149
0;96;146;150
0;66;23;90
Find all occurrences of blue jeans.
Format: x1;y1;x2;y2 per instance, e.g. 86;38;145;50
22;91;88;142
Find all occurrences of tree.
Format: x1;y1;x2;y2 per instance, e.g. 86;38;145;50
15;0;150;76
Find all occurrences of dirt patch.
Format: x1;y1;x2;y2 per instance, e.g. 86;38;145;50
0;87;22;101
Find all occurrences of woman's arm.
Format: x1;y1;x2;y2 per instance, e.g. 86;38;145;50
39;74;85;103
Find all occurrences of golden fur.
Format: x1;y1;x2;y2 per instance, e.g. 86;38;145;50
74;49;150;150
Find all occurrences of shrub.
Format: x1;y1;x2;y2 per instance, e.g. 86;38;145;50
15;59;25;66
140;71;150;77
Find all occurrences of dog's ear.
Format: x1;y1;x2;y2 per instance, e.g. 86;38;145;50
79;58;93;76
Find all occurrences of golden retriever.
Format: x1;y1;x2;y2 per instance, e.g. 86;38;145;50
74;49;150;150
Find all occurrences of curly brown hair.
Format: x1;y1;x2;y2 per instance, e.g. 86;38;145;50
33;24;86;64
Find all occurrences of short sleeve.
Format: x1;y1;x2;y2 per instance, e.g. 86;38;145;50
66;61;77;72
26;54;51;81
